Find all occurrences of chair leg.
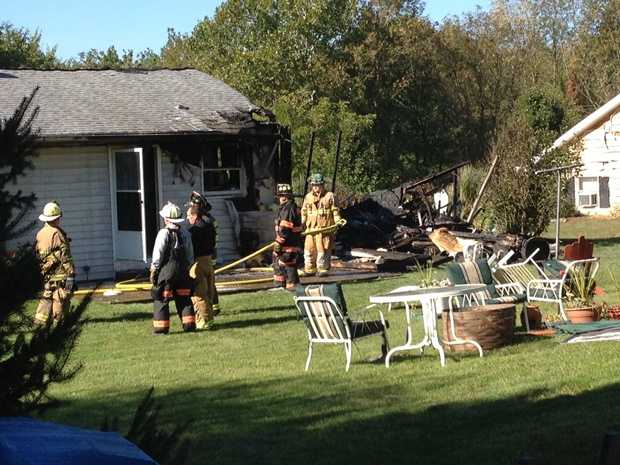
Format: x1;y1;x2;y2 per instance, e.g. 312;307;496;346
345;341;352;372
522;304;530;332
305;341;313;371
559;300;568;321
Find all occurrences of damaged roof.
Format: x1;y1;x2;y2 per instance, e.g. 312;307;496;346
0;69;260;139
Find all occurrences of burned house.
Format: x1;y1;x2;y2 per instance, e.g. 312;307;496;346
0;69;290;281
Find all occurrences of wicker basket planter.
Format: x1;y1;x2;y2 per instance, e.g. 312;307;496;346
442;303;516;352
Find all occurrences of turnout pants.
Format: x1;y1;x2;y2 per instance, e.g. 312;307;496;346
35;280;70;324
191;255;216;327
273;251;300;290
153;284;196;334
304;233;334;274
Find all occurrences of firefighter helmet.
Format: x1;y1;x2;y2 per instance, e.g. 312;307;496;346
187;190;212;212
38;201;62;222
159;202;184;223
276;183;293;197
308;173;325;185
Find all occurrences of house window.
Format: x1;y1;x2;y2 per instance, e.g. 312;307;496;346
577;176;598;208
202;144;242;192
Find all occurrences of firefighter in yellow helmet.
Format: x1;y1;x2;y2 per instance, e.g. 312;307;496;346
34;201;75;325
301;173;343;276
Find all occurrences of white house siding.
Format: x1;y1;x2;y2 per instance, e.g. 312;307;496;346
158;151;239;264
576;116;620;215
6;146;114;281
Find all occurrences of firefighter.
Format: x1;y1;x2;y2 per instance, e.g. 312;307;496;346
273;183;303;290
301;173;344;277
34;201;75;325
150;202;196;335
187;191;222;317
186;193;217;330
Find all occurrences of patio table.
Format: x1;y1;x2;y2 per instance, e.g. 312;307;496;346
369;284;486;367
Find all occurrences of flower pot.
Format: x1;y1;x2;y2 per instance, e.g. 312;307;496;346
566;306;599;324
606;305;620;320
520;305;542;330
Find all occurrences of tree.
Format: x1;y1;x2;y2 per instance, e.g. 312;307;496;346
0;88;40;244
487;94;579;235
66;46;162;69
0;22;58;69
0;89;88;415
102;387;191;465
566;0;620;109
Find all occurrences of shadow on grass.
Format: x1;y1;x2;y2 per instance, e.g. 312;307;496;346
226;305;296;315
215;315;298;330
43;375;620;465
87;311;152;324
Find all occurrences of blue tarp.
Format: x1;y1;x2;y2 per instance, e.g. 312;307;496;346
0;417;159;465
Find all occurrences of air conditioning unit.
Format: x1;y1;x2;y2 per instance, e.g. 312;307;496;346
578;193;598;207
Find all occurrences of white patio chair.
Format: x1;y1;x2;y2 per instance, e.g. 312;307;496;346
494;249;600;321
294;295;389;372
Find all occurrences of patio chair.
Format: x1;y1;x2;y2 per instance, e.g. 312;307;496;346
294;283;389;372
446;259;529;327
446;259;527;306
494;248;600;322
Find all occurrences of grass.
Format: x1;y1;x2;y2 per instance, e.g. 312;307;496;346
32;216;620;465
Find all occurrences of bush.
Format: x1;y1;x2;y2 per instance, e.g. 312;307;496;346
487;114;579;235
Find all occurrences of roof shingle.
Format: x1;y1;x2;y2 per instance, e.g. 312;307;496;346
0;69;258;137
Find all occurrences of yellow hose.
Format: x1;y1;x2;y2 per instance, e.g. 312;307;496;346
214;242;276;275
72;221;347;296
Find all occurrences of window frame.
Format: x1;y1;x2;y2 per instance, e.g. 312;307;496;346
577;176;599;208
200;143;246;196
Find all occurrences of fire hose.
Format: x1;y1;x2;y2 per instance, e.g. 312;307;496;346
73;220;346;296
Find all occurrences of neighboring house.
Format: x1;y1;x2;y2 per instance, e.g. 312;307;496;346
0;69;290;281
574;113;620;215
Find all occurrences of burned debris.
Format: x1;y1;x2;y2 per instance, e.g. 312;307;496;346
335;161;551;271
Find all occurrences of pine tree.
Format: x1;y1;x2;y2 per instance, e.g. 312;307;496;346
0;87;88;415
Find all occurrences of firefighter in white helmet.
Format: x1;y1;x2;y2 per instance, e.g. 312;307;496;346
150;202;196;334
34;201;75;324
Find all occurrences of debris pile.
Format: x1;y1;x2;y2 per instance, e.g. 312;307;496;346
335;162;550;272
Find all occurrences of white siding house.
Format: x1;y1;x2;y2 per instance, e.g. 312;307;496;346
574;113;620;215
0;69;288;281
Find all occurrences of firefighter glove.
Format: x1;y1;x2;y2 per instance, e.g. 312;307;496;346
274;242;283;254
65;276;75;292
149;268;158;285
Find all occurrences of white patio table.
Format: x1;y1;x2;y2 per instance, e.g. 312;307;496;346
369;284;486;367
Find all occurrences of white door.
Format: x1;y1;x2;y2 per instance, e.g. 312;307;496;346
113;148;147;261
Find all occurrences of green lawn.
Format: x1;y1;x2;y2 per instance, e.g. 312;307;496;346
34;217;620;465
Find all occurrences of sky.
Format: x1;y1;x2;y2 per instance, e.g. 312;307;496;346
3;0;492;61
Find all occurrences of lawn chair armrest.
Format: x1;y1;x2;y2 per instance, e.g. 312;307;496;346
563;258;600;278
495;282;525;296
527;279;562;291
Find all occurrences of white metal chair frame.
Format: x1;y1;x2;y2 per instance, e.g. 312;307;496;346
294;296;388;372
494;249;600;321
445;291;486;357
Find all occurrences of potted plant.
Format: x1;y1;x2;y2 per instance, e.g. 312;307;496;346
564;266;599;324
